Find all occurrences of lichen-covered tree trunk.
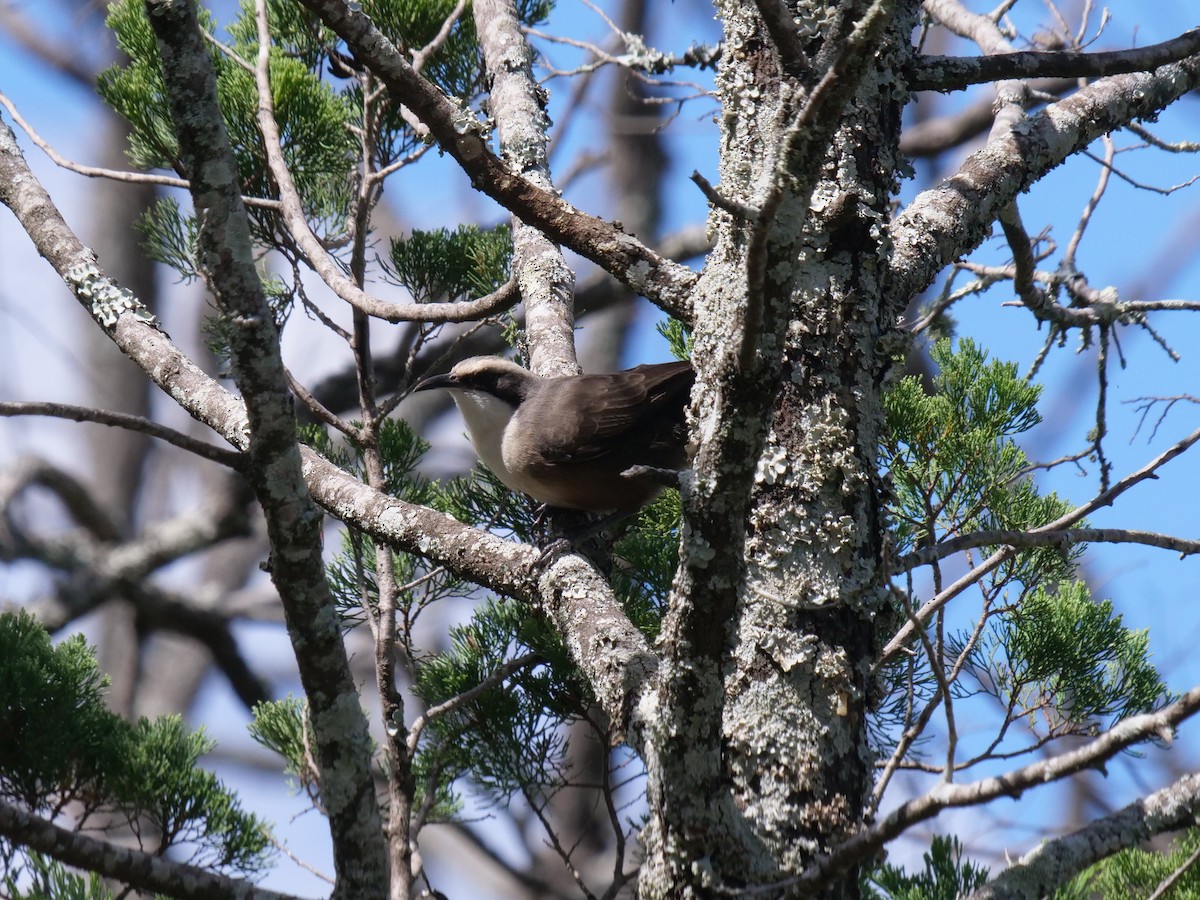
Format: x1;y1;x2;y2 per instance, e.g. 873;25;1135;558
640;1;912;894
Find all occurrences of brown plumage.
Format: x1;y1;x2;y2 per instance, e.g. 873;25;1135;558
413;357;694;512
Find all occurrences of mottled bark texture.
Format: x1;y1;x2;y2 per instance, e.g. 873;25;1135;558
142;2;389;895
638;0;911;895
473;0;578;376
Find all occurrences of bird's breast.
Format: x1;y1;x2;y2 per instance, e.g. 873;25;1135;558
450;392;517;480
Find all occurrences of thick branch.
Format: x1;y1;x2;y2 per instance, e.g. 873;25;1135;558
778;687;1200;893
888;53;1200;313
473;0;576;374
293;0;698;324
909;28;1200;93
964;772;1200;900
0;799;297;900
142;1;388;892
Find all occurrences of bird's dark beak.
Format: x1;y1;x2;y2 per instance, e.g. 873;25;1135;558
412;372;457;393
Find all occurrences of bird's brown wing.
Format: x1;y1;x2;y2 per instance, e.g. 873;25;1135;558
527;361;694;470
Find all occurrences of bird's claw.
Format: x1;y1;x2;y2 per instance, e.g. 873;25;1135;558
533;536;574;572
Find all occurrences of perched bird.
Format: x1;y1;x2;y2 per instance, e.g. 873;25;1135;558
413;357;694;513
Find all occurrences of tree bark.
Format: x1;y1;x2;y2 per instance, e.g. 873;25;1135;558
639;0;911;894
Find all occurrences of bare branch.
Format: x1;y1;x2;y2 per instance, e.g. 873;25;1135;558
690;169;758;220
0;401;243;468
0;799;298;900
144;1;388;889
958;260;1200;324
1082;145;1200;195
528;27;721;79
964;772;1200;900
474;0;577;374
1125;121;1200;154
1128;394;1200;442
895;526;1200;573
294;0;699;324
888;52;1200;313
900;78;1075;157
909;27;1200;93
997;204;1050;313
922;0;1015;55
285;369;363;440
0;91;281;210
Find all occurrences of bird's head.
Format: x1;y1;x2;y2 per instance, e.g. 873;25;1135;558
412;356;534;409
412;358;537;467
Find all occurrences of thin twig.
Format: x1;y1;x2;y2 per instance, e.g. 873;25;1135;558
0;402;242;468
285;370;362;439
690;169;758;219
1093;324;1112;490
0;91;281;210
1063;135;1114;267
1082;146;1200;195
406;653;540;754
1146;839;1200;900
1127;394;1200;442
269;836;335;885
882;424;1200;662
410;0;469;72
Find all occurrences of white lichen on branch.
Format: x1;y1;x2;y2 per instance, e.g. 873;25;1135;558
64;260;160;329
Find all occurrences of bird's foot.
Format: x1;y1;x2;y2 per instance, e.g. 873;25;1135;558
531;510;631;572
533;536;575;571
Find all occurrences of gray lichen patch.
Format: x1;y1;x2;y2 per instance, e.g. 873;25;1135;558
64;260;160;329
